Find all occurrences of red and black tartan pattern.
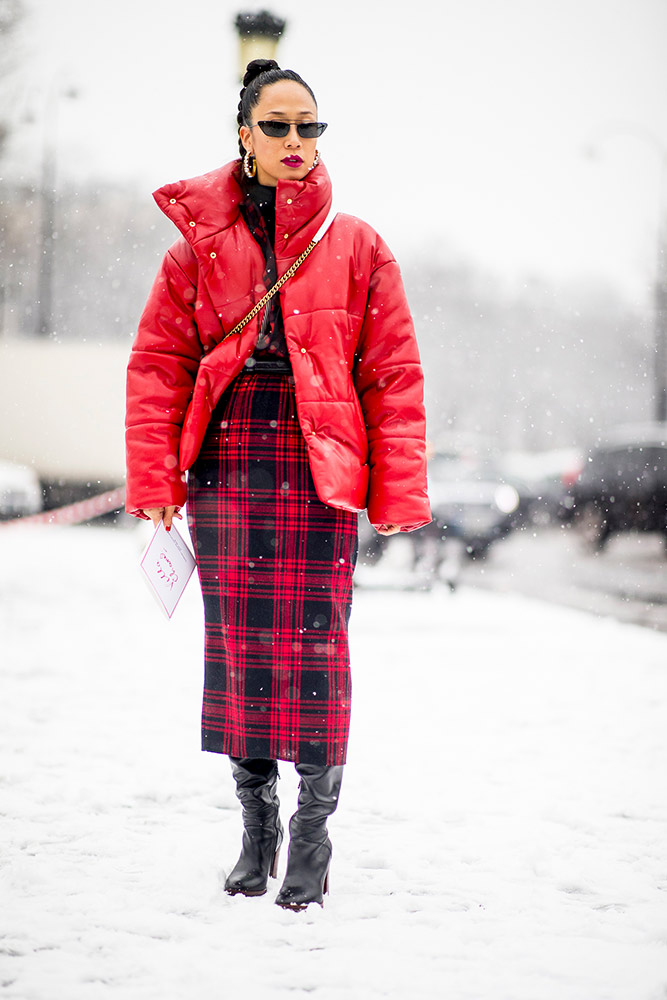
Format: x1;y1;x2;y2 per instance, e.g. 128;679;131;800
187;370;358;766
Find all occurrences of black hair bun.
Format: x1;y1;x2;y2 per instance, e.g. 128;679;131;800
243;58;280;88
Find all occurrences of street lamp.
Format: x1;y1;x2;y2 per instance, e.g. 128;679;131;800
234;10;286;81
585;123;667;423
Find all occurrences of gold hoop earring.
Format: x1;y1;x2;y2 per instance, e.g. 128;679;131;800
310;149;320;171
244;150;257;179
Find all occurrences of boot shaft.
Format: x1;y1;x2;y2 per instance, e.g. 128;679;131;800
229;757;280;832
289;763;344;842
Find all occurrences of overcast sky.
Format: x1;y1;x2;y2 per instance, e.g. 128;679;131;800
10;0;667;304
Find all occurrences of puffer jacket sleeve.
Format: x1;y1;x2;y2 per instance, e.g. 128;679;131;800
125;239;202;517
352;242;431;531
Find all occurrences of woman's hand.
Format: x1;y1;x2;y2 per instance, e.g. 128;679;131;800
375;524;401;536
143;506;183;531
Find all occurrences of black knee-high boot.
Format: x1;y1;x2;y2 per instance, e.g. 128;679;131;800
275;763;344;911
225;757;283;897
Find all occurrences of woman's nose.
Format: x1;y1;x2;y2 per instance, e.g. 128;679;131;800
284;125;302;147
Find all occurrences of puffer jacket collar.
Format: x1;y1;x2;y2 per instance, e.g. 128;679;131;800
153;158;333;271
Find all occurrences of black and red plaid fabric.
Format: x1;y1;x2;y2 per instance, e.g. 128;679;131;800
187;369;358;766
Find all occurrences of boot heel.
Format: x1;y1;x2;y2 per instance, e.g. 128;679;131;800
323;867;330;896
270;844;281;879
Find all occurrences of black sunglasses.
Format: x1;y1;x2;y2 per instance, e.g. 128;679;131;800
250;120;328;139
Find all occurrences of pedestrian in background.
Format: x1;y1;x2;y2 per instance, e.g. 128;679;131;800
125;59;430;910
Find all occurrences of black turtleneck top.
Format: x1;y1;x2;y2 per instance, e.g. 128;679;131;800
241;181;289;363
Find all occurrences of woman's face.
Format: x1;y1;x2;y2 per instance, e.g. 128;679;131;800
240;80;319;187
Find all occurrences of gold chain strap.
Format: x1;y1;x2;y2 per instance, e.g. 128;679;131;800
223;239;317;342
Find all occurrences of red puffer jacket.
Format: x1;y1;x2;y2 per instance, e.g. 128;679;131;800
125;159;431;530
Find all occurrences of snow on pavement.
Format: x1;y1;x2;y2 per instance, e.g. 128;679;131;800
1;524;666;1000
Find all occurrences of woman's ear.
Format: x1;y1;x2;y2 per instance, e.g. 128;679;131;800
239;125;252;154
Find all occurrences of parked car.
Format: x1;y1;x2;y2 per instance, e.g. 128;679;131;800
498;447;584;526
425;452;521;559
568;423;667;551
356;447;521;589
0;460;43;520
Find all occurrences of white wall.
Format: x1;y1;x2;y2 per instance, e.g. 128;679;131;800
0;340;130;481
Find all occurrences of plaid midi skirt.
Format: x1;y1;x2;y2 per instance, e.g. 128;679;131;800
187;369;359;766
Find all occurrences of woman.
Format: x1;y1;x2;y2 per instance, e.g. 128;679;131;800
125;59;431;910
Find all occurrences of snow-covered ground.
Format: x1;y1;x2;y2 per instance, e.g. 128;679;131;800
1;524;666;1000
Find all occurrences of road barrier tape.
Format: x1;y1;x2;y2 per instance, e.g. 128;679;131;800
0;486;126;528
